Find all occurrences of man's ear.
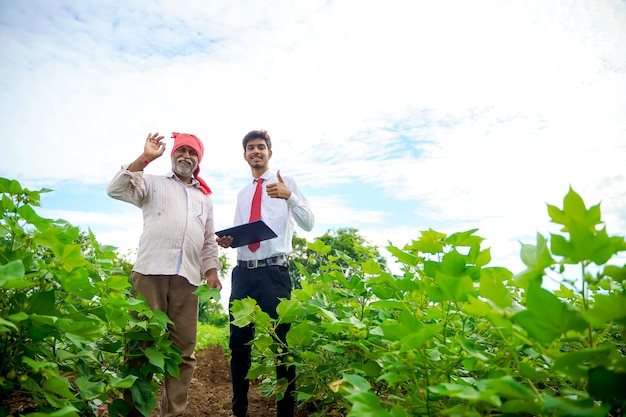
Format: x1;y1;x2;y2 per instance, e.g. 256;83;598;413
268;150;273;159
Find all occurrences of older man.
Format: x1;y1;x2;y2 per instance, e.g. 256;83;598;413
107;132;222;417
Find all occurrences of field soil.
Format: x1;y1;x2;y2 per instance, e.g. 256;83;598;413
151;345;311;417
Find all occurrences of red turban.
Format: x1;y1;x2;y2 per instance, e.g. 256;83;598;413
171;132;212;195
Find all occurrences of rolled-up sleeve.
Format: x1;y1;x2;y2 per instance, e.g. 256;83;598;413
106;165;147;207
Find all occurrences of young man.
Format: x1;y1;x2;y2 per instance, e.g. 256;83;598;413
107;132;222;417
216;130;315;417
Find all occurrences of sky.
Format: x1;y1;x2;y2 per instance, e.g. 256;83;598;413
1;0;625;308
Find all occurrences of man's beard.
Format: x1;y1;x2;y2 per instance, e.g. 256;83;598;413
172;156;197;178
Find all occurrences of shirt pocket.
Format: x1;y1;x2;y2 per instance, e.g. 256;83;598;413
192;197;207;225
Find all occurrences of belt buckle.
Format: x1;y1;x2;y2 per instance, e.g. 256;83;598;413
246;259;258;269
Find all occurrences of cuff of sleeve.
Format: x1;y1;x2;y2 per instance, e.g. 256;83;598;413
202;261;221;274
286;193;300;207
121;164;144;185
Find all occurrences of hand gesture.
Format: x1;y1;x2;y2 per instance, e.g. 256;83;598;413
266;170;292;200
143;132;166;161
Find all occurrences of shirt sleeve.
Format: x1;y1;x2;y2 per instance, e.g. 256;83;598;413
106;164;148;207
285;177;315;232
201;195;221;274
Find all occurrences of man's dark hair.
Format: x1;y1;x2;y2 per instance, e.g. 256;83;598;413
242;130;272;151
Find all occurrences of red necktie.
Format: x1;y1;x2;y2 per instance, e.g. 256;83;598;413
248;178;264;251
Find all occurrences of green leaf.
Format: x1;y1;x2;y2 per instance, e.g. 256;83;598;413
604;264;626;283
552;344;615;380
276;298;301;323
144;347;166;372
445;229;483;247
542;393;609;417
479;267;513;308
462;295;493;317
61;268;97;299
410;229;447;254
512;282;587;344
428;383;482;401
104;273;133;291
43;377;78;400
0;259;24;280
74;376;105;398
193;284;221;303
230;298;257;327
1;193;16;211
362;258;382;274
399;324;440;351
434;272;476;302
582;293;626;326
110;375;138;389
0;177;24;193
482;376;536;400
51;243;87;271
0;317;19;333
386;244;419;266
17;203;51;231
286;321;313;347
440;249;467;276
131;378;157;417
470;246;491;267
0;260;31;289
60;319;104;339
308;239;332;255
27;290;57;315
552;222;614;264
548;187;602;230
25;406;80;417
519;233;554;271
587;366;626;402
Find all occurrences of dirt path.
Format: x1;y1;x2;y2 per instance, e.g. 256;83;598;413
152;345;310;417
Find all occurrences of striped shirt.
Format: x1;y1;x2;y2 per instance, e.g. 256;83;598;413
107;165;220;286
234;170;315;261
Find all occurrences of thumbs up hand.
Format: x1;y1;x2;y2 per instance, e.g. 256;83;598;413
266;169;292;200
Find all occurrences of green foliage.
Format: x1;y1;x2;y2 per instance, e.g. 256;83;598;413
196;323;229;351
196;253;229;326
195;284;228;327
231;187;626;416
0;178;182;417
289;227;387;289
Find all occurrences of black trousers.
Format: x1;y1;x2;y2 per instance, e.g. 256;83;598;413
229;265;296;417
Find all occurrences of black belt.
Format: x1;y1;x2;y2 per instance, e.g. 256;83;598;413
238;255;288;269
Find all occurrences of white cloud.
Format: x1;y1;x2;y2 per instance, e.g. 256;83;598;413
2;0;626;276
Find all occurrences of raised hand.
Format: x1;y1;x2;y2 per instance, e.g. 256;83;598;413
143;132;166;162
266;169;291;200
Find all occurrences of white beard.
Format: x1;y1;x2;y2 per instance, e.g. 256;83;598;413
172;156;197;177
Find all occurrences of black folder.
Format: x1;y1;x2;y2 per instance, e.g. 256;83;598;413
215;220;278;248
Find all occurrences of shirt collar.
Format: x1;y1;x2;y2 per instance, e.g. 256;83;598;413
254;170;273;183
167;170;200;187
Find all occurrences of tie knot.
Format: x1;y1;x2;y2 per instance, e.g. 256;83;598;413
255;178;264;184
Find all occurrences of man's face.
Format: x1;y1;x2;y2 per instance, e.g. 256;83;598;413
171;145;199;178
244;138;271;169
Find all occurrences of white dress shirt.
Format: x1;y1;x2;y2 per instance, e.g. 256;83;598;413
234;170;314;261
106;165;220;286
